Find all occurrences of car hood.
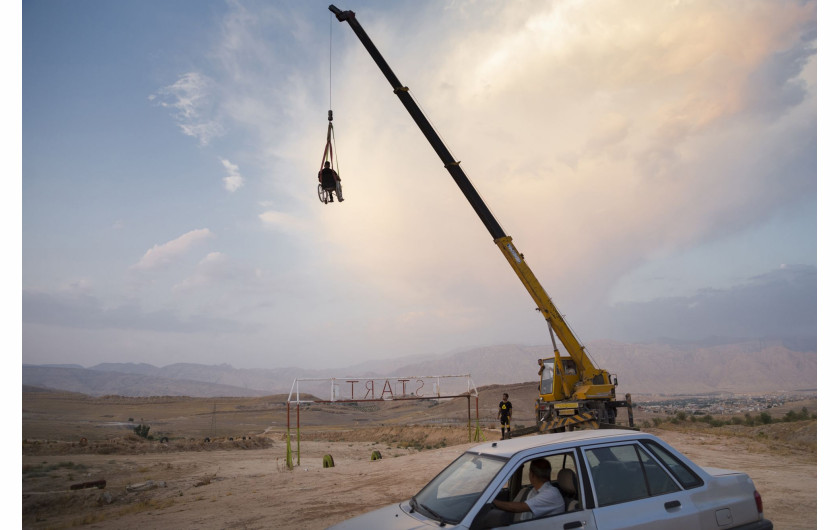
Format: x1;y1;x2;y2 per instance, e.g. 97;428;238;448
328;502;444;529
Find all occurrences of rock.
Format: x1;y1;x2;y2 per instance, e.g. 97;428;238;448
126;480;160;492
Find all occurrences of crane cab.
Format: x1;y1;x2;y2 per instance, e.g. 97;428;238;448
539;355;582;402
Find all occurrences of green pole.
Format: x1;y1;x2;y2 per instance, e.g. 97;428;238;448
296;403;301;466
286;403;293;469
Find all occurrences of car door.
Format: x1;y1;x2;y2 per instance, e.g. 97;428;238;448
584;442;702;530
508;509;596;530
469;450;598;530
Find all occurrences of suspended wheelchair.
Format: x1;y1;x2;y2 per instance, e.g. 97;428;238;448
317;110;344;205
318;183;337;204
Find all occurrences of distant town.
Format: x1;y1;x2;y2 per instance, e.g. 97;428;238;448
635;391;817;416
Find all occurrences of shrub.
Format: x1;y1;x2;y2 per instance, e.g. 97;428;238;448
675;411;687;422
759;412;772;425
133;424;151;439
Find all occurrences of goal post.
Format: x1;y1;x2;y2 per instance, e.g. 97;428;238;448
286;374;478;404
284;374;481;468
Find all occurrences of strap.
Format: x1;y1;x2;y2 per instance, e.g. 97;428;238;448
321;121;334;169
320;113;339;176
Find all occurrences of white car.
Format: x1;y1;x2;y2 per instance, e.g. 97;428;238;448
329;429;772;529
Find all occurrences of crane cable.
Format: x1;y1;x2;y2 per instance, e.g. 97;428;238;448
320;15;339;176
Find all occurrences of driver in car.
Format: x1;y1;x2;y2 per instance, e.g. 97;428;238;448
492;458;565;520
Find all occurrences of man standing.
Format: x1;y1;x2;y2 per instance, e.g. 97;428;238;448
497;393;513;440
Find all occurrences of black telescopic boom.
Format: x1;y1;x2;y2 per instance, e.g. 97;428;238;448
328;5;507;240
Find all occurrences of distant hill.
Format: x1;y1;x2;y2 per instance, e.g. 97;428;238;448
22;339;816;397
22;365;267;398
387;340;817;395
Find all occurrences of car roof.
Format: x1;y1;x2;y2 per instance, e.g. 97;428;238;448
469;429;649;458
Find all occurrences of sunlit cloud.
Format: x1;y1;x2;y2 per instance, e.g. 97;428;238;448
132;229;215;271
150;72;223;146
259;210;309;236
220;158;244;192
173;252;234;292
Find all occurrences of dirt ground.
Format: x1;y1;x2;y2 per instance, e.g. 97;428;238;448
22;425;815;529
22;390;817;529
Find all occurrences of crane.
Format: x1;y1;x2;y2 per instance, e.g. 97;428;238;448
329;5;633;433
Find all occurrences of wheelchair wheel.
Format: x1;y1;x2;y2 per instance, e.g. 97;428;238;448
318;184;328;204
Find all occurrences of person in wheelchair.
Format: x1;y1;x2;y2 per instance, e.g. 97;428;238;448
318;161;344;202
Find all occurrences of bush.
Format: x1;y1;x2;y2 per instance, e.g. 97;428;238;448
759;412;772;425
783;407;813;422
133;424;151;439
675;411;687;422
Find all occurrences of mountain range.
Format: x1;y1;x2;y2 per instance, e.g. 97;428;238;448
22;339;817;398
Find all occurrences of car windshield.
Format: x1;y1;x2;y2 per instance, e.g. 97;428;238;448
412;452;506;524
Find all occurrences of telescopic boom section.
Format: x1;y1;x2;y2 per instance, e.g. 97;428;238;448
329;5;606;387
328;5;503;239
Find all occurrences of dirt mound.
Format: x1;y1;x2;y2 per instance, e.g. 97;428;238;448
653;419;817;455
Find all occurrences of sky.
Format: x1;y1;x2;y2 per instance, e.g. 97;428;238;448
21;0;819;371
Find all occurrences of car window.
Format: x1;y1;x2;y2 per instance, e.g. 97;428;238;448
520;452;576;488
637;446;680;496
414;452;506;524
641;440;703;489
585;443;679;506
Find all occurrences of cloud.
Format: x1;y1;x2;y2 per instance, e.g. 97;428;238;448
173;252;235;292
220;158;244;192
259;210;309;236
150;72;223;145
22;289;240;333
132;229;214;271
592;265;816;345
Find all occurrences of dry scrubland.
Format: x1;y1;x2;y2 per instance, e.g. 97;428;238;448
22;388;816;529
